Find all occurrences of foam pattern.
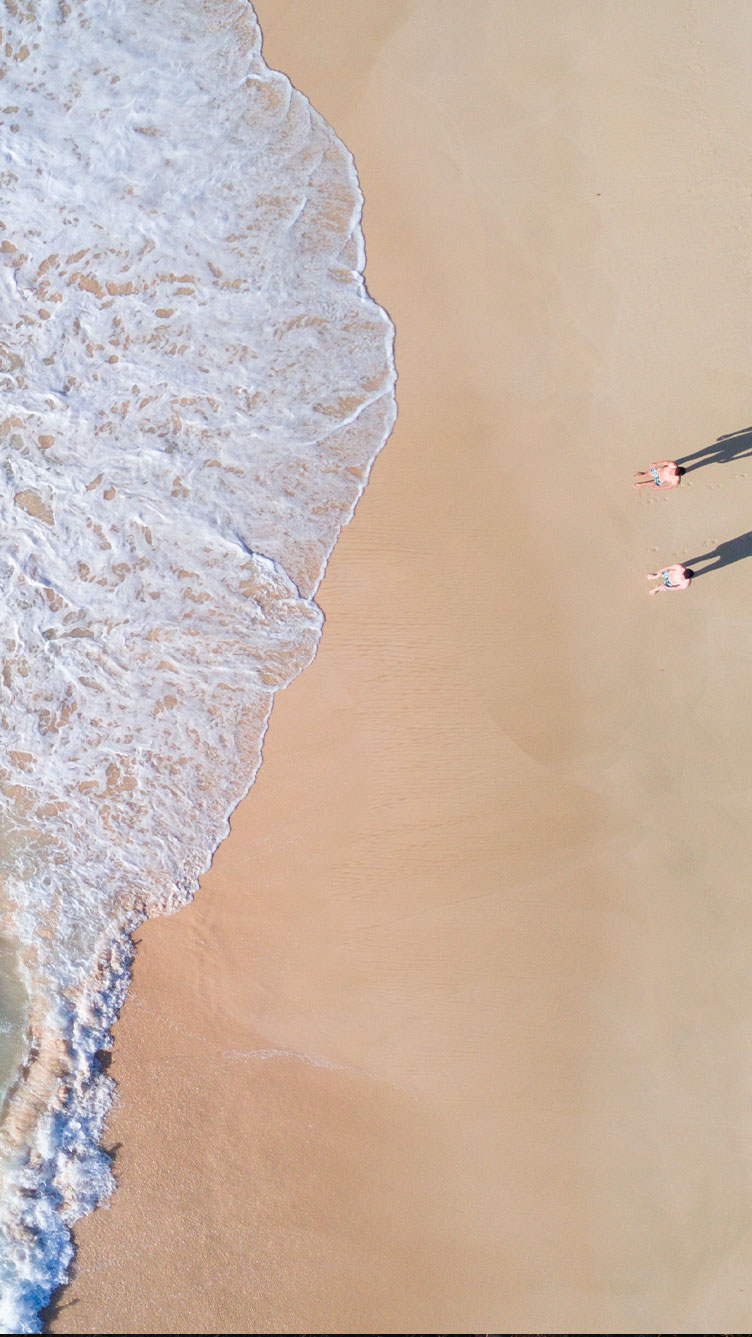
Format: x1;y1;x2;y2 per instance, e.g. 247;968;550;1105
0;0;396;1326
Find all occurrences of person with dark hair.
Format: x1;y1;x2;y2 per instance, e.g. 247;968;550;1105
634;460;684;489
646;563;693;594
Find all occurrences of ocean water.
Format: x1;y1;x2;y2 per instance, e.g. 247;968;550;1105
0;0;396;1328
0;932;26;1107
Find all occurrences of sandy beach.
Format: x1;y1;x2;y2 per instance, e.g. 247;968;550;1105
50;1;752;1332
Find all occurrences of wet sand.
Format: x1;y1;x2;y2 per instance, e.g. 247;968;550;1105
52;2;752;1332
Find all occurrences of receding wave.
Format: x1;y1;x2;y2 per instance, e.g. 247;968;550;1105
0;0;396;1327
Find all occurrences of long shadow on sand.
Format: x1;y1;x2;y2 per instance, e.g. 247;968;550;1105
678;425;752;473
684;530;752;578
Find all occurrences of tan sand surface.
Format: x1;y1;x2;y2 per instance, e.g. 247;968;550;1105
51;1;752;1332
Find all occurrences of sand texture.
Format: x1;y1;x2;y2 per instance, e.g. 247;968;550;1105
51;1;752;1332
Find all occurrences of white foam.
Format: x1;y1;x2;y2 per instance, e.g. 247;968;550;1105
0;0;396;1325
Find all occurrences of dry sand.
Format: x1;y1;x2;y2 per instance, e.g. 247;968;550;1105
51;1;752;1332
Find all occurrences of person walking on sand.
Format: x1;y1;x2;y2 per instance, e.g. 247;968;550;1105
646;563;693;594
634;460;684;489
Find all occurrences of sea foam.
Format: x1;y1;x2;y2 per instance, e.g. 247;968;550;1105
0;0;396;1327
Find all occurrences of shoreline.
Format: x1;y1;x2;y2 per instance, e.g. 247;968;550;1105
0;0;399;1325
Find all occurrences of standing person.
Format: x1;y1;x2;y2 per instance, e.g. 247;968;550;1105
634;460;684;489
646;564;693;594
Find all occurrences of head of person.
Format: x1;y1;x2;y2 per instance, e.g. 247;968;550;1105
676;466;686;478
684;568;694;580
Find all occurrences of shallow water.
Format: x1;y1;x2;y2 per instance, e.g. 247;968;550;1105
0;0;395;1327
0;935;27;1110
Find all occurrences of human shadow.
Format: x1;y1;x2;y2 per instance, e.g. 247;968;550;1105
683;530;752;578
677;425;752;473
